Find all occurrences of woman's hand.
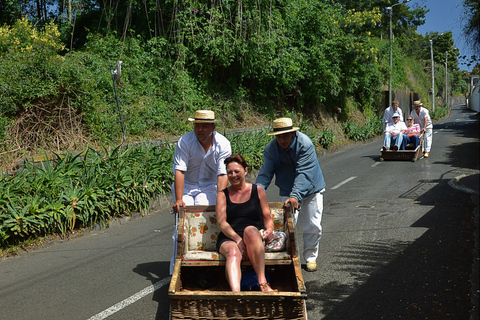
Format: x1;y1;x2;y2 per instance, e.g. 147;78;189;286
262;229;275;244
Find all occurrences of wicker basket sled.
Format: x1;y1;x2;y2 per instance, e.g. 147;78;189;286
168;202;307;319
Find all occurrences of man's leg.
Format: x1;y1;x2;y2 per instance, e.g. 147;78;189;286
298;192;323;268
400;134;408;150
193;189;217;206
390;134;402;150
383;133;392;150
412;135;420;149
424;127;433;153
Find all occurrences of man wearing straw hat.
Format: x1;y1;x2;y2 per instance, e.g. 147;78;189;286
172;110;231;212
170;110;231;274
256;118;326;272
411;100;433;158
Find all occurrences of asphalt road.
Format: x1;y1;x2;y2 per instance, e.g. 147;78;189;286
0;104;478;320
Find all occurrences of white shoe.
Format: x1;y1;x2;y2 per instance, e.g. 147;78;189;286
306;261;317;272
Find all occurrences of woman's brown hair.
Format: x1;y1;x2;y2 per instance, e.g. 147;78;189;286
224;154;248;170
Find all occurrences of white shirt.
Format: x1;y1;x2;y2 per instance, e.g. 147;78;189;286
383;106;404;130
173;131;231;196
385;121;407;134
410;107;432;129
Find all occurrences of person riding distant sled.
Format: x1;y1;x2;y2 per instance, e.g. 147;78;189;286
383;100;404;132
382;112;407;151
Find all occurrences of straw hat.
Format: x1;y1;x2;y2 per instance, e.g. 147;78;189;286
267;118;300;136
188;110;220;123
413;100;423;106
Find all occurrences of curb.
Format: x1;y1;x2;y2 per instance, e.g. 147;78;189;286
448;173;480;195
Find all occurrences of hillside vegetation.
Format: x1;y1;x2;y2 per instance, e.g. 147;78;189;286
0;1;470;168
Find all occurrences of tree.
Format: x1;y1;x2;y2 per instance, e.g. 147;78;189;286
0;0;24;25
472;63;480;76
337;0;428;38
462;0;480;56
419;32;459;70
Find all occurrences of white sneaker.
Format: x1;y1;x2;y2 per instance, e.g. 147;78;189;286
306;261;317;272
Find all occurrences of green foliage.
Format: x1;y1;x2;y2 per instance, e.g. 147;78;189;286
1;2;462;149
431;107;449;120
318;128;336;150
226;129;272;171
462;0;480;55
0;17;65;115
0;144;175;247
450;71;468;95
343;116;382;142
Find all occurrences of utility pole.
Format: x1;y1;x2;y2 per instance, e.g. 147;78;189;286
430;39;435;112
387;0;411;107
445;51;448;108
429;33;443;112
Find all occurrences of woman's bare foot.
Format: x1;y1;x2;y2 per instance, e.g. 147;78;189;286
259;282;275;292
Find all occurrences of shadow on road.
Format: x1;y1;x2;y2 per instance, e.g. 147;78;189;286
133;261;171;320
309;108;479;319
307;177;476;319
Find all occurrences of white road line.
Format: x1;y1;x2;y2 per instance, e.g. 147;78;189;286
87;276;171;320
331;176;357;190
371;162;381;168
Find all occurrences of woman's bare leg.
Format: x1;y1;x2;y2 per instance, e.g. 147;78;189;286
219;241;242;292
243;226;273;292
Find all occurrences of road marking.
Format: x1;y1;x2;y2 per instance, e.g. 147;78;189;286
87;276;171;320
371;162;381;167
331;176;357;189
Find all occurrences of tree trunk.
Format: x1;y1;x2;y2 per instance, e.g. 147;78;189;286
68;0;72;24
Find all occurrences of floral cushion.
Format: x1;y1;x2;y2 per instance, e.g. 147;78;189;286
270;208;284;231
186;211;219;251
183;207;289;261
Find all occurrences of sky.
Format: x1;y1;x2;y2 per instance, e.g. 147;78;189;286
413;0;475;71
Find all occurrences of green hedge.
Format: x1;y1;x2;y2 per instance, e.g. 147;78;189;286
0;144;174;247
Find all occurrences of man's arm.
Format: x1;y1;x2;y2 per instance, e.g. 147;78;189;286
383;108;390;125
255;148;275;190
172;170;186;213
217;174;228;192
289;138;317;202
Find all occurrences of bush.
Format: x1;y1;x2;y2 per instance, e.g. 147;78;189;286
343;116;382;142
431;107;449;120
0;144;174;247
226;129;272;171
319;128;336;150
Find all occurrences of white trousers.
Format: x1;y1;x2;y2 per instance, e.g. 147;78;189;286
422;127;433;152
282;192;323;263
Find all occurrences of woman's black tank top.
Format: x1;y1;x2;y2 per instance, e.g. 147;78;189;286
223;184;262;233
